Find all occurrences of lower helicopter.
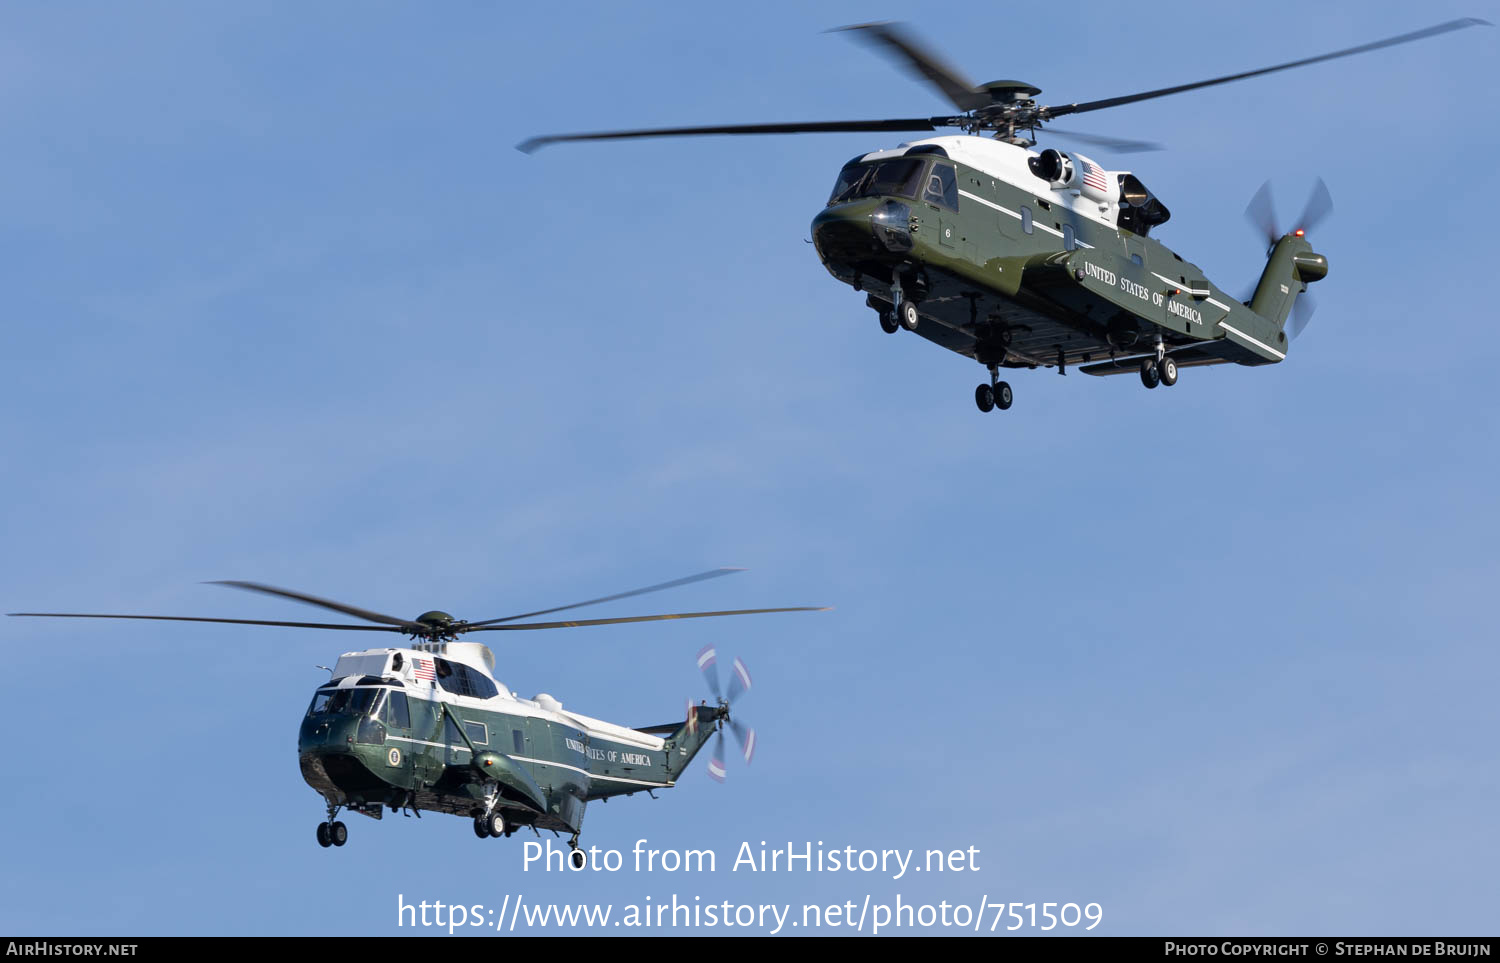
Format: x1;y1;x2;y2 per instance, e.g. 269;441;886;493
10;569;822;865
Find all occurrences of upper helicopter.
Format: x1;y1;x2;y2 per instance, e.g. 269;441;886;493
520;19;1488;413
10;568;824;865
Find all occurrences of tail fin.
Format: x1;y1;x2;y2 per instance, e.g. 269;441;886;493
1250;235;1328;329
661;703;722;782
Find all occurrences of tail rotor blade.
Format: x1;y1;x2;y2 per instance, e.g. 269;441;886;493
696;645;722;700
1289;292;1318;340
1299;177;1333;235
1245;180;1279;247
707;730;727;783
726;657;752;705
730;719;756;764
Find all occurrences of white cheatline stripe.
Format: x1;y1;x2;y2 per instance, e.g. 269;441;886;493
958;189;1017;219
1149;271;1209;297
385;736;672;787
1219;321;1286;360
388;735;447;750
1205;298;1232;312
510;755;671;788
957;189;1095;248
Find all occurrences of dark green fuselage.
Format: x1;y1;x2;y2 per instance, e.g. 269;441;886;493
297;645;719;836
811;136;1324;378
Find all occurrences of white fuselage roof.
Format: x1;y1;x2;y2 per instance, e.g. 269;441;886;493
859;135;1122;232
327;645;665;752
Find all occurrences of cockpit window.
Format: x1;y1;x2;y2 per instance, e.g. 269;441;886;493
828;158;927;205
385;690;411;728
307;686;388;717
309;689;345;716
922;163;958;211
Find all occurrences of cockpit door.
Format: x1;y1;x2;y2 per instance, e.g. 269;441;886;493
922;163;959;248
381;690;414;782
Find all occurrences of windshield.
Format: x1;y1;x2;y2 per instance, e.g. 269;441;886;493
828;158;927;205
308;687;387;718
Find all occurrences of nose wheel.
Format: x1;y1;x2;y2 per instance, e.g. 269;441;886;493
975;367;1013;413
316;820;347;848
316;801;348;848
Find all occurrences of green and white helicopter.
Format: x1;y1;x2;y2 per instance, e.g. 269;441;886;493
11;570;823;865
522;19;1487;412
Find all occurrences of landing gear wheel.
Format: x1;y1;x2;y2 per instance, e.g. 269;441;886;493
1139;359;1159;389
316;823;332;848
897;300;920;332
1158;356;1178;386
330;821;347;847
473;816;490;839
879;310;900;334
486;812;506;838
975;383;994;412
995;381;1013;410
570;848;586;869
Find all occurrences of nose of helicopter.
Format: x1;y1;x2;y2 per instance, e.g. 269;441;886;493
299;714;358;755
811;198;914;266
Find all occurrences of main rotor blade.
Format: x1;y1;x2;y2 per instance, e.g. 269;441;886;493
832;21;989;112
7;612;401;631
209;580;422;630
518;118;945;153
466;606;829;632
1044;127;1164;153
1045;18;1490;119
465;568;746;628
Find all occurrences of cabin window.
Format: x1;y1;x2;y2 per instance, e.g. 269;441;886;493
465;721;489;746
1131;253;1143;266
1020;206;1033;235
434;657;499;700
513;729;526;754
922;163;958;210
385;690;410;729
827;158;926;205
1062;225;1076;251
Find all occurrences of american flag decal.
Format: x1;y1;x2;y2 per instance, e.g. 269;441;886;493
412;657;435;681
1081;159;1108;193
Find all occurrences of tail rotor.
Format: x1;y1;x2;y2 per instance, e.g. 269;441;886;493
1243;177;1334;338
694;646;756;783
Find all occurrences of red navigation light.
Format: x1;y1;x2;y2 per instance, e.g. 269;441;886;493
1294;229;1305;237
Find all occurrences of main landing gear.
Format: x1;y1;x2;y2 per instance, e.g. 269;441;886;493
1138;343;1178;390
473;811;509;839
316;802;348;849
568;835;586;869
975;365;1013;413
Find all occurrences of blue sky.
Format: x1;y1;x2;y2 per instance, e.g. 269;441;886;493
1;0;1495;936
